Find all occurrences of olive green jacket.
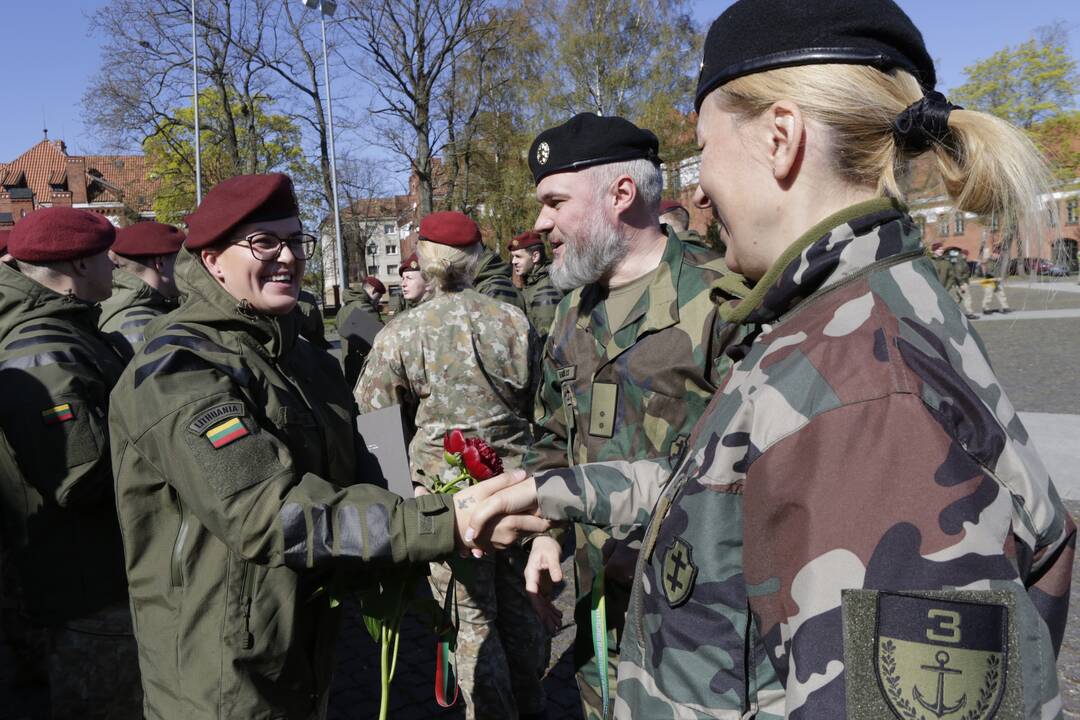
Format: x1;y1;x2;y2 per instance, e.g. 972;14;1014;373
474;249;526;312
109;252;457;720
98;270;178;361
337;286;384;389
520;262;563;342
296;289;329;348
0;262;128;624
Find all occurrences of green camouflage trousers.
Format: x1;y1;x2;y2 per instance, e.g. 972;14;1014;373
45;604;143;720
428;546;549;720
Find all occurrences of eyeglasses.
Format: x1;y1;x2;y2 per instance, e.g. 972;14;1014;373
232;232;317;262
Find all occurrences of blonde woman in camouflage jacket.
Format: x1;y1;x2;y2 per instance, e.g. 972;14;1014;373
355;211;548;720
465;1;1075;718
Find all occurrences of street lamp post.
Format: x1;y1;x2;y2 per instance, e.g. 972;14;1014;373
191;0;203;204
300;0;347;296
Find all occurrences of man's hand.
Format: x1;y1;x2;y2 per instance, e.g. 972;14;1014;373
451;470;548;552
525;534;564;633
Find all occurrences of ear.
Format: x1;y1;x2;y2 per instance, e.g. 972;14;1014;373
610;175;638;215
151;255;167;273
201;249;227;282
767;100;804;182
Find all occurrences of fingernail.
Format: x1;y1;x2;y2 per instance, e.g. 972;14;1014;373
471;548;483;558
464;527;475;542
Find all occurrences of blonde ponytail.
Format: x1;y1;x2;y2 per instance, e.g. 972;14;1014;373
416;239;482;292
712;64;1052;242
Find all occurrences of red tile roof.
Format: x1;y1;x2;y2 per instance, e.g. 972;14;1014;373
0;140;158;214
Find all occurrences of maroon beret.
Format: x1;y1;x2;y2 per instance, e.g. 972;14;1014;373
0;229;9;255
184;173;299;250
418;211;480;247
659;199;686;215
508;231;544;251
363;275;387;294
112;222;186;258
9;207;115;262
399;252;420;275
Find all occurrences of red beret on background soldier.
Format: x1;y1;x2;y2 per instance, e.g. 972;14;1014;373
99;222;186;360
396;251;429;312
108;174;513;720
508;230;563;341
0;207;140;717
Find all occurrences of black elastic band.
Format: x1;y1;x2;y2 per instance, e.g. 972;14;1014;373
892;90;962;153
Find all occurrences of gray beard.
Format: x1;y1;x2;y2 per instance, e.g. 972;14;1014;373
549;211;627;291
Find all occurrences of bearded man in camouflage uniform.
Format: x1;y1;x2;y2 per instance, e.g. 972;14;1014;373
522;113;747;720
508;230;564;342
0;208;140;719
355;211;547;720
99;221;184;360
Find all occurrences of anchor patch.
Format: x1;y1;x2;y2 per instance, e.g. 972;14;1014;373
874;593;1008;720
661;537;698;608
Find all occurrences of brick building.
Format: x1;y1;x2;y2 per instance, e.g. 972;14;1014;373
0;136;158;228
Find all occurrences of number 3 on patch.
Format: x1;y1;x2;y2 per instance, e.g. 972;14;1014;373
927;609;961;643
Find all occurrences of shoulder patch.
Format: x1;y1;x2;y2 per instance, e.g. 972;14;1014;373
556;365;576;382
205;417;250;449
188;402;246;435
41;403;75;425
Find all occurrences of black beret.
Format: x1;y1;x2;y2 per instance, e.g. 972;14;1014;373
695;0;935;111
529;113;660;185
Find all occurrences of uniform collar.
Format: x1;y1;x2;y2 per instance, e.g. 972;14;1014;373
175;249;299;359
525;262;551;287
719;197;912;327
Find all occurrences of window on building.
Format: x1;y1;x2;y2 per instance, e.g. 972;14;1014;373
954;213;965;235
385;244;397;254
386;264;398;275
367;264;378;275
384;224;394;234
1067;198;1079;225
938;215;949;237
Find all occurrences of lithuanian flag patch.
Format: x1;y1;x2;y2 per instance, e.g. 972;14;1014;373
41;403;75;425
206;417;250;449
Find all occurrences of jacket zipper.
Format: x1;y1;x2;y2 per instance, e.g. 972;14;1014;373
171;497;189;587
240;562;255;650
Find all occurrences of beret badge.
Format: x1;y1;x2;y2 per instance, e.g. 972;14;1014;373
536;142;550;165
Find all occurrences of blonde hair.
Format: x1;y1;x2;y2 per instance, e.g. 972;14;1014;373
711;64;1051;242
416;239;482;291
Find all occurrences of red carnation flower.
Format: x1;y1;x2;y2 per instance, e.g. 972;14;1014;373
461;437;503;480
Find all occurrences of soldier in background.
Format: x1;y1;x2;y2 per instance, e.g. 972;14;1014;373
0;207;139;718
474;242;527;312
356;211;547;720
337;275;386;388
392;251;428;315
952;248;978;318
99;221;184;360
508;231;563;342
522;113;748;720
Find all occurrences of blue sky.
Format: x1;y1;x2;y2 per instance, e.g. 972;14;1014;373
2;0;1079;164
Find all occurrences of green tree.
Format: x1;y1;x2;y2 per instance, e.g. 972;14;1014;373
952;27;1078;129
143;89;311;223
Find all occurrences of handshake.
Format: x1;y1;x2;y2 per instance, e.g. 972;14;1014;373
447;469;548;553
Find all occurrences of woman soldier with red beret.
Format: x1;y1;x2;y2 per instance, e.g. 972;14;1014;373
466;0;1074;717
355;211;548;720
108;176;544;720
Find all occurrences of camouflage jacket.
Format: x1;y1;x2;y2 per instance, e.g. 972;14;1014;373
98;269;177;361
533;199;1075;718
109;252;457;719
526;227;747;473
354;287;538;487
0;262;128;624
474;248;526;312
337;286;384;389
520;261;564;341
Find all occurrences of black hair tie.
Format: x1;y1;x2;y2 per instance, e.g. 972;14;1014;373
891;90;963;153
